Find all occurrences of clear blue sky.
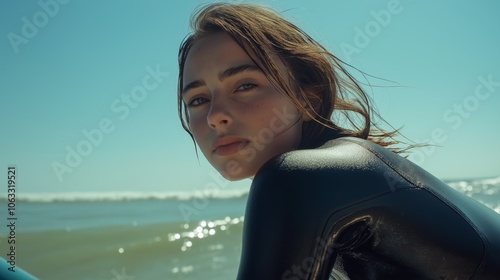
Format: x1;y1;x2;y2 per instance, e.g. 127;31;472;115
1;0;499;194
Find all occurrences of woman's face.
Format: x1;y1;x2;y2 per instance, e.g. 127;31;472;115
182;33;306;180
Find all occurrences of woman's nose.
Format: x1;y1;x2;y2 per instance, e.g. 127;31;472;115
207;99;232;128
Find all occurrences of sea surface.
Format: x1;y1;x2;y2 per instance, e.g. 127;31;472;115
1;177;499;280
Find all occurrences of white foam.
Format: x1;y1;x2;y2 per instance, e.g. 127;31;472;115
0;189;249;203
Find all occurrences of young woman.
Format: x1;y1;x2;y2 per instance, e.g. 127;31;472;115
178;3;500;279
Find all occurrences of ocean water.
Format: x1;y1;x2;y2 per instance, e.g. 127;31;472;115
1;177;499;280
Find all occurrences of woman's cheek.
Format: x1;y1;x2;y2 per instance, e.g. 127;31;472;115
188;116;205;138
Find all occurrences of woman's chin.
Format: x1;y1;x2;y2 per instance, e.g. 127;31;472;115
217;168;254;182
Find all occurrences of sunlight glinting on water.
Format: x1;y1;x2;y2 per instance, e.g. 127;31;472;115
448;180;500;213
167;216;244;252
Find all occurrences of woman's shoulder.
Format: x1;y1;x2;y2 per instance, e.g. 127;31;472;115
255;136;440;191
250;136;420;206
251;135;464;208
255;136;415;186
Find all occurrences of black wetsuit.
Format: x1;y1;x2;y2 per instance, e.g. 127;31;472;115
237;136;500;279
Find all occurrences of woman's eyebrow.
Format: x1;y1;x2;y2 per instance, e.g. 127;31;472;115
182;64;262;95
218;64;262;81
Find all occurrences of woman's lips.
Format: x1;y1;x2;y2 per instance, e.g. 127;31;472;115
212;135;251;156
213;141;250;156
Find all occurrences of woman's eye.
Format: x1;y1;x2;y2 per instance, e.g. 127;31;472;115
188;97;209;107
236;83;257;92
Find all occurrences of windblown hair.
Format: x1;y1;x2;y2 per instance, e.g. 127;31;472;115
178;3;409;153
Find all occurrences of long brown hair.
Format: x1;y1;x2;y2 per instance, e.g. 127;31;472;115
178;3;409;153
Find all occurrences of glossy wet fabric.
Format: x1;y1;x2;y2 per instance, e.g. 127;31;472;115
237;137;500;279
